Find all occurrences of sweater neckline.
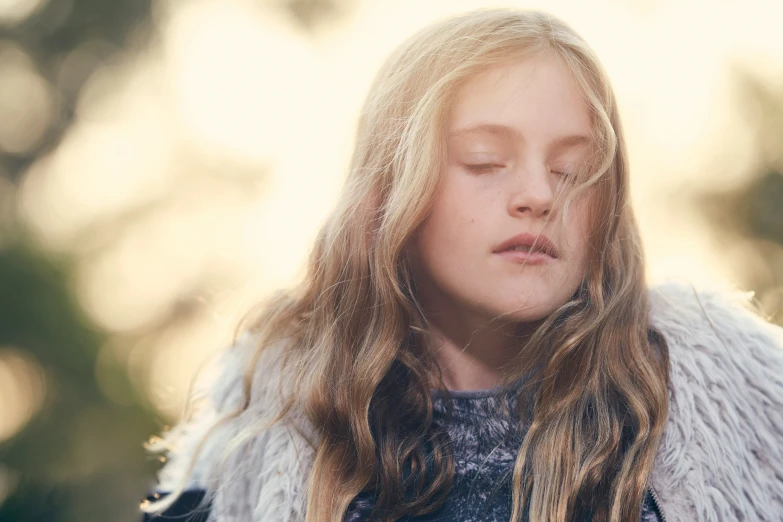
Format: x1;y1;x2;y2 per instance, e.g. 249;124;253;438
429;385;506;399
428;367;538;400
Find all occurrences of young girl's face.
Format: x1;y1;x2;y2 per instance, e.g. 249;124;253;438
410;53;593;327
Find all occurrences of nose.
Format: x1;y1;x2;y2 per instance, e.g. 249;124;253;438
507;163;554;218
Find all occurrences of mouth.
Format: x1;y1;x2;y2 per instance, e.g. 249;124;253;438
494;248;557;265
493;232;560;260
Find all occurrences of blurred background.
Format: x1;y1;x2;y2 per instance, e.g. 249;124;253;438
0;0;781;520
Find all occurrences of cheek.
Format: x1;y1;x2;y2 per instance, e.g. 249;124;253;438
420;179;494;250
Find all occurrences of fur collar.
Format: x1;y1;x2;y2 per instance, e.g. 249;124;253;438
149;281;783;521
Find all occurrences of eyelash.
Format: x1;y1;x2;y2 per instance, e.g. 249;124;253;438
463;164;574;180
464;163;503;174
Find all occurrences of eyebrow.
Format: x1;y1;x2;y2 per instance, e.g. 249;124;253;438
448;123;591;150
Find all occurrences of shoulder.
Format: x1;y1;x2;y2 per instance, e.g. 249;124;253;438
144;330;314;520
648;279;783;345
147;328;304;489
646;280;783;520
148;329;267;493
647;279;783;391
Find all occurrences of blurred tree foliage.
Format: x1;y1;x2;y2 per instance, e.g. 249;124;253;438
0;0;155;182
0;3;158;520
1;2;159;520
0;242;160;521
696;72;783;325
0;1;350;521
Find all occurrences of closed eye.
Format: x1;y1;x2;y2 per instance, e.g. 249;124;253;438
553;170;575;182
464;163;504;174
464;164;576;180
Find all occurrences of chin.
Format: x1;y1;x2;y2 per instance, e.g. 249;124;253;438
495;293;572;322
477;301;556;324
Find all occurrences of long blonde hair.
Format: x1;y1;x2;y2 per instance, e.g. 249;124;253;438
148;8;669;522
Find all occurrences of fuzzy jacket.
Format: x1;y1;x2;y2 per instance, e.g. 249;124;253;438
146;280;783;521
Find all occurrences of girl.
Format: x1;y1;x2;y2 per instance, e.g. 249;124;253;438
141;8;783;522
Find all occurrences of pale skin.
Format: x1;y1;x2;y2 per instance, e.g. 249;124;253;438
408;52;594;391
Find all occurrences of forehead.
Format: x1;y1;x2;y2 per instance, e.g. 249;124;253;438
448;54;592;147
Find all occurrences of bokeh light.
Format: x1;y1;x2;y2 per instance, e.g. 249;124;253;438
0;0;49;25
0;347;47;443
0;42;55;155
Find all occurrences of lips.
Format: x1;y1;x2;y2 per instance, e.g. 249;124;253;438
493;232;559;258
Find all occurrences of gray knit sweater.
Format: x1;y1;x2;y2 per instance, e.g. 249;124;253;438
344;385;663;521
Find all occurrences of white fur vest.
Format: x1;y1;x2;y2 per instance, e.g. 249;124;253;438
148;281;783;521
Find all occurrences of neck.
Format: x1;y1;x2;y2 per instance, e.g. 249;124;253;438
421;311;538;392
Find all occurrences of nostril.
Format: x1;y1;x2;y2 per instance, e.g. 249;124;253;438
515;206;551;217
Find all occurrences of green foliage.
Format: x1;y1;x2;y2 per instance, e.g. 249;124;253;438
0;0;155;183
696;73;783;325
0;3;162;521
0;237;160;522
